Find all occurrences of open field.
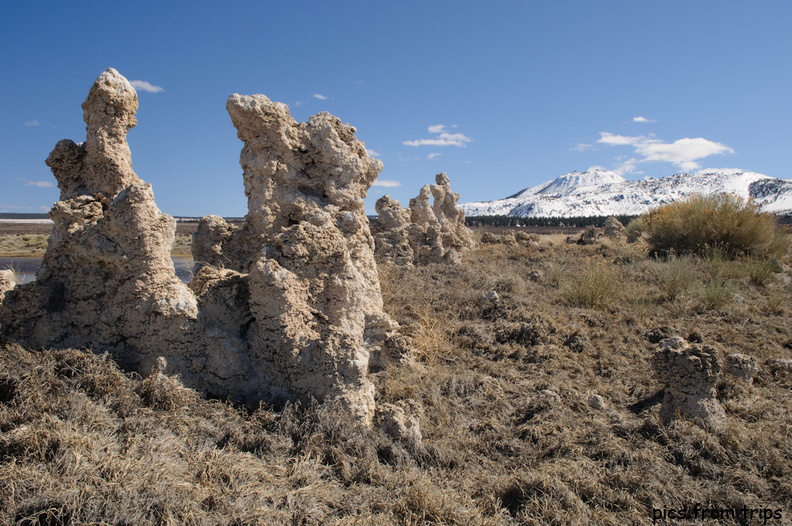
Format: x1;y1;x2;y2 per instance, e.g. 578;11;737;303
1;232;790;524
0;224;580;258
0;222;206;258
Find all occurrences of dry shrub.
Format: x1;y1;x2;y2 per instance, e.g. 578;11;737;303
561;265;620;309
543;261;569;288
642;194;789;259
613;241;648;265
625;216;644;239
694;279;736;311
653;256;698;301
742;257;780;287
764;292;786;314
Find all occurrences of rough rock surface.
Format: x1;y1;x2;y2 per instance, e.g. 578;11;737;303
0;270;16;307
480;232;501;245
0;69;396;424
191;215;238;270
478;290;500;309
724;353;759;384
587;393;607;411
372;173;475;265
603;217;625;239
479;231;538;246
372;195;415;266
0;68;197;376
201;93;395;422
575;227;603;245
652;338;725;426
378;400;424;452
626;229;642;243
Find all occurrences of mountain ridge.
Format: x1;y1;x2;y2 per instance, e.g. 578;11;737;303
461;169;792;218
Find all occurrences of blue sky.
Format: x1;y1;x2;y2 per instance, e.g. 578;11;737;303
2;1;790;216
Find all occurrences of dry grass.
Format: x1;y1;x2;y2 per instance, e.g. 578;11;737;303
0;235;49;257
0;234;194;257
171;234;193;257
560;265;620;309
1;230;791;524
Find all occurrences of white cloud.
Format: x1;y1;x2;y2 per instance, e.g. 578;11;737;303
427;153;442;160
372;179;402;187
597;132;734;172
24;120;40;126
404;133;472;147
404;124;472;148
129;80;165;93
572;143;593;152
25;180;55;188
633;116;655;123
598;132;647;146
612;158;639;176
404;133;472;148
312;93;328;100
640;138;733;166
366;149;381;157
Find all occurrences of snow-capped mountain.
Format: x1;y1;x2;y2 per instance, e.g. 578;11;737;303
460;169;792;218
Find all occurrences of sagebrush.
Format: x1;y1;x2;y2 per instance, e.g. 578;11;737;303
639;194;789;259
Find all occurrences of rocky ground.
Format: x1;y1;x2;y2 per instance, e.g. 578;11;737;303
1;232;790;525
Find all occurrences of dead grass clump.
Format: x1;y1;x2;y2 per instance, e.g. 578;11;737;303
543;261;569;288
764;292;786;314
653;255;698;301
694;279;736;312
742;257;780;287
498;475;591;524
137;371;199;411
560;265;620;309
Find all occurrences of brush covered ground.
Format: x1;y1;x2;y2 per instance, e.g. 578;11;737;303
1;232;791;525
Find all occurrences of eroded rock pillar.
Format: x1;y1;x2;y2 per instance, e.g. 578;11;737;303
0;68;197;375
222;94;394;422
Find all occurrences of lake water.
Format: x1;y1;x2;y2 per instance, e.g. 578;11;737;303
0;257;195;284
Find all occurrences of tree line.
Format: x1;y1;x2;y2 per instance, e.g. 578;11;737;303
465;214;639;228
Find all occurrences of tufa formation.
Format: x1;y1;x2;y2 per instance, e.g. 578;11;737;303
0;69;399;424
372;173;476;265
652;337;726;427
0;68;197;376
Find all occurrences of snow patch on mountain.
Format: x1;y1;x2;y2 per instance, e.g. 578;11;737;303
461;169;792;218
